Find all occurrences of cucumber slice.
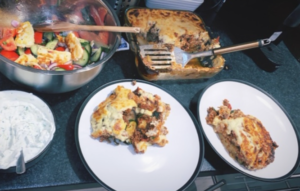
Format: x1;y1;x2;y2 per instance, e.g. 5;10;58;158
90;47;102;63
101;46;110;53
55;68;66;71
83;43;91;55
44;32;54;42
74;49;89;66
45;39;58;50
79;39;91;55
17;47;25;55
94;41;110;53
30;45;39;57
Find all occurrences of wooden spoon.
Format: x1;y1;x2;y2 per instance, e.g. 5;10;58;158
33;21;140;33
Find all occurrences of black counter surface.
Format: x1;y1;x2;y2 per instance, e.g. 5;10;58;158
1;1;300;190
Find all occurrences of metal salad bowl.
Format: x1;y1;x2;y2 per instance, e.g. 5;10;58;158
0;0;121;93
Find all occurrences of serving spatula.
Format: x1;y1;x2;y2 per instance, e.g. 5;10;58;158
139;32;282;69
34;21;141;33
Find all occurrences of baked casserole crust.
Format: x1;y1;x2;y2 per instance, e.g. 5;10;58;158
206;99;278;170
126;8;225;80
91;85;171;153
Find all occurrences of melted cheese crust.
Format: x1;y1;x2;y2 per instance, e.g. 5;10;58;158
206;100;278;170
126;8;225;79
126;9;220;51
91;86;137;142
91;85;171;153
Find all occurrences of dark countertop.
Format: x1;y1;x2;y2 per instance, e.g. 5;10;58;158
1;1;300;190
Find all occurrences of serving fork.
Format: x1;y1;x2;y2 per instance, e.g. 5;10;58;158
139;32;282;70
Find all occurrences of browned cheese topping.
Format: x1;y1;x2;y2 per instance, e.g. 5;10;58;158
206;99;278;170
91;85;171;153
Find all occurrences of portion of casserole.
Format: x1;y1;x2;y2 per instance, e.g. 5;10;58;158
126;8;225;79
206;99;278;170
91;85;171;153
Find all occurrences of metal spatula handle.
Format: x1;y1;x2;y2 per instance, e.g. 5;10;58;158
189;39;270;60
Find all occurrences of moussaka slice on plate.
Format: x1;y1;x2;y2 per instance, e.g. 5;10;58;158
91;85;171;153
206;99;278;170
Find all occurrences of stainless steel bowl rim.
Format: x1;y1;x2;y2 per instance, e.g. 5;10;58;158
0;0;121;76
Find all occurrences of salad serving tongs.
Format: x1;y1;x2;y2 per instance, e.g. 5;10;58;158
33;21;141;33
139;32;282;69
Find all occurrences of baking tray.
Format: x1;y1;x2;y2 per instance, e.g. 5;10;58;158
124;7;225;81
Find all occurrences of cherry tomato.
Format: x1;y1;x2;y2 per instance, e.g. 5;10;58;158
0;50;19;61
0;37;17;51
25;48;31;54
55;46;66;51
57;64;74;71
34;32;43;44
3;28;17;38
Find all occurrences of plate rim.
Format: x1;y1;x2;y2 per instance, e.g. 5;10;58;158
75;79;205;191
0;90;56;173
197;79;300;182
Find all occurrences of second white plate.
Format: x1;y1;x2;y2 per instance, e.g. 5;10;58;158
197;80;300;181
76;79;204;191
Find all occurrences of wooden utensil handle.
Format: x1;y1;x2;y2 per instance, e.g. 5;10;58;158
213;41;260;55
72;25;141;33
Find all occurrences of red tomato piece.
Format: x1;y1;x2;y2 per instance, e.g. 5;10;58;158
34;32;43;44
78;31;99;42
97;7;108;23
55;46;66;51
89;6;104;26
98;31;109;45
0;37;17;51
57;64;74;71
3;28;17;38
0;50;19;61
25;48;31;54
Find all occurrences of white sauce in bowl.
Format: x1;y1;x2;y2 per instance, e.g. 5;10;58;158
0;91;55;170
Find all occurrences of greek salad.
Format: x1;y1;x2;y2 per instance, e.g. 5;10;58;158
0;5;112;71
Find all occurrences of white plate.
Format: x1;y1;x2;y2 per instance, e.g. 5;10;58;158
197;80;300;181
0;90;56;172
76;79;204;191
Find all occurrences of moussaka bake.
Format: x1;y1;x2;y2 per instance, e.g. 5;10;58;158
125;8;225;80
206;99;278;170
91;85;171;153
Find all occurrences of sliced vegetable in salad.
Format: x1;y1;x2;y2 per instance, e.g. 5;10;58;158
0;19;111;71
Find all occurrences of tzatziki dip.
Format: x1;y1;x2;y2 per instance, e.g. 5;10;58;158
0;98;55;169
